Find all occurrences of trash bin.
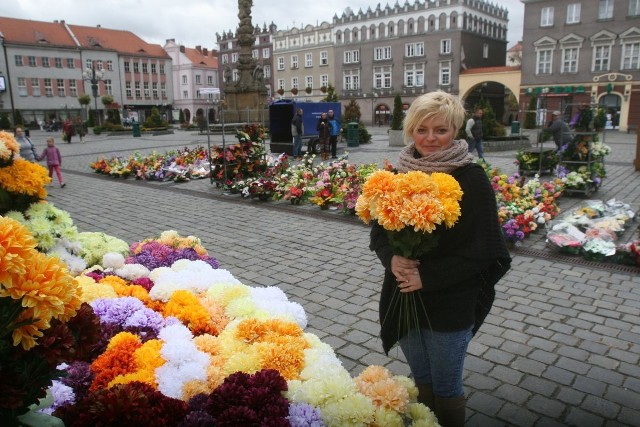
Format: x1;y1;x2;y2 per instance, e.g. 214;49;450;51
347;122;359;147
132;123;141;137
510;121;520;135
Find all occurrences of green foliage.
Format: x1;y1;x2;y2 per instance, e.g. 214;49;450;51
13;110;24;126
524;95;537;129
77;94;91;106
101;95;114;107
357;122;371;143
390;94;404;130
0;113;11;130
473;97;500;140
105;109;122;125
87;108;95;127
143;107;168;128
322;84;339;102
593;107;606;130
343;99;361;123
179;109;185;124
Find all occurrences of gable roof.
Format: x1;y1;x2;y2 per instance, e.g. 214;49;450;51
184;47;218;67
68;24;170;58
0;17;76;48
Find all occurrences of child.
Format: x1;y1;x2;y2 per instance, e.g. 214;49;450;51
38;137;66;188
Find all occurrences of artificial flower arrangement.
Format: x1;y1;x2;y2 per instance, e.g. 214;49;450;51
0;155;50;215
0;130;20;167
210;124;269;185
556;133;610;192
272;158;317;204
515;148;558;173
0;217;100;425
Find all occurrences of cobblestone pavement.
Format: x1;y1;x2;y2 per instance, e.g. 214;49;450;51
31;125;640;426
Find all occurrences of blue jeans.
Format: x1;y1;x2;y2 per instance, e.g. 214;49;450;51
467;138;484;159
292;135;303;157
399;326;473;398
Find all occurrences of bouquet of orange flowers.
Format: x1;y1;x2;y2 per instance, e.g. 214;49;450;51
355;170;463;258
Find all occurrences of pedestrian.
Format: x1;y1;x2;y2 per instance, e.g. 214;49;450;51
63;118;74;144
291;108;304;160
37;137;65;188
547;110;573;150
15;127;38;162
327;109;341;159
465;108;484;161
368;91;511;426
316;112;331;161
75;116;86;144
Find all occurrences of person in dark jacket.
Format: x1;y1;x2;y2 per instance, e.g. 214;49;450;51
465;108;484;160
548;110;573;150
316;112;331;161
327;109;341;159
369;91;511;427
291;108;304;160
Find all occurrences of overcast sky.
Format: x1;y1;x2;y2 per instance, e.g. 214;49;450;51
1;0;524;49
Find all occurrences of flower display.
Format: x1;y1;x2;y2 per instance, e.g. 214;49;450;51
0;158;50;214
126;230;220;270
515;149;558;173
0;130;19;167
210;124;269;185
556;133;609;191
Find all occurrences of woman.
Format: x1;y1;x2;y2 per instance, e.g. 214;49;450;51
369;91;511;426
15;127;37;162
316;112;331;161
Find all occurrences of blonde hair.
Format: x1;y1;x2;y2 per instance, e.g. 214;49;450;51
403;91;466;143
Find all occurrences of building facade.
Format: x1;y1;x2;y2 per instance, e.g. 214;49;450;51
0;17;173;127
520;0;640;132
164;40;218;124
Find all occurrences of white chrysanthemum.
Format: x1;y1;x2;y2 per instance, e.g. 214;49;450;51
149;266;173;282
114;263;150;281
102;252;126;269
158;323;193;342
149;281;179;302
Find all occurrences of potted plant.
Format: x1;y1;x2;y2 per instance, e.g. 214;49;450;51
320;85;328;93
276;88;284;96
291;88;298;96
305;86;312;95
388;94;405;147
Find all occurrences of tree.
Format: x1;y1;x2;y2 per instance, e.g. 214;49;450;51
0;113;11;130
524;95;537;129
143;106;167;128
390;94;404;130
13;110;24;127
343;99;361;123
472;97;501;139
322;84;339;102
179;109;185;124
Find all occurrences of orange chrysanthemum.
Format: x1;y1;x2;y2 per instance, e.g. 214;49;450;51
100;275;151;305
0;217;37;288
0;158;50;198
162;290;216;335
90;332;143;391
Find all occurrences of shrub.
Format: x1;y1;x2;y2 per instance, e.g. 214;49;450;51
390;94;404;130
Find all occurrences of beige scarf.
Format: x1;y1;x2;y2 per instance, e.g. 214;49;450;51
396;139;474;173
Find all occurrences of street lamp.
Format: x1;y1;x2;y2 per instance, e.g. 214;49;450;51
83;62;105;125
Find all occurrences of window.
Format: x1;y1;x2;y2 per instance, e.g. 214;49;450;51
291;77;299;89
183;90;188;99
57;79;65;96
207;75;213;85
404;63;424;87
405;42;424;57
291;55;298;68
42;57;49;67
15;55;23;66
630;0;640;16
373;66;391;89
483;44;489;59
105;79;112;95
227;41;233;49
536;49;553;74
441;39;451;54
305;53;312;67
222;54;228;64
55;57;62;68
561;47;579;73
343;50;360;63
232;53;238;63
135;82;141;98
439;61;451;86
144;82;150;98
196;74;201;84
374;46;392;60
159;64;165;74
252;49;259;59
541;7;554;26
277;57;285;70
262;47;270;58
321;74;329;87
31;78;40;96
126;82;132;98
343;70;360;90
567;3;581;23
161;83;167;98
44;78;53;97
277;79;285;90
28;56;36;66
320;51;328;65
69;80;77;97
85;59;93;69
18;78;26;96
233;69;239;81
150;63;156;73
124;61;130;72
305;76;313;88
108;60;114;71
599;0;614;19
133;62;139;73
66;58;74;68
182;75;188;84
622;42;640;69
593;45;611;71
96;60;103;70
264;65;271;78
142;63;148;73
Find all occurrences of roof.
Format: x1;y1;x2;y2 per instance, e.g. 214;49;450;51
184;47;218;67
68;24;169;58
0;17;76;48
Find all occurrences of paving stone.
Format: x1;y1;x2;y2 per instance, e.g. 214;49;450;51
467;391;504;417
496;402;538;427
493;384;531;405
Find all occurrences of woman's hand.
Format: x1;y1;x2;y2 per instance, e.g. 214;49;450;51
391;255;422;293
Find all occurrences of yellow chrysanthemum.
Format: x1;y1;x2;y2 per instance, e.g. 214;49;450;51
0;158;50;198
222;348;262;375
76;275;117;303
0;131;19;161
193;334;221;355
360;170;397;199
400;194;444;233
0;217;37;287
105;331;141;351
255;340;305;380
396;171;438;198
235;318;268;343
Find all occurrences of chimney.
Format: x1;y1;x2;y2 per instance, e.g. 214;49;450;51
179;45;185;53
195;45;201;53
203;48;208;56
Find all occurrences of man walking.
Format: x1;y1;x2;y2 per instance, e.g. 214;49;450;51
328;109;341;159
465;108;484;161
291;108;304;160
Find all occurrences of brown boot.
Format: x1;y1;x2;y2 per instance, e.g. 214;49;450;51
416;383;435;410
434;395;466;427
